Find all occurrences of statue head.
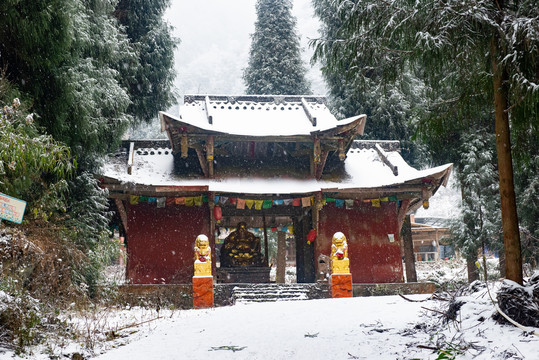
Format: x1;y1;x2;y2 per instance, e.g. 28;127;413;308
332;232;347;247
237;222;248;231
195;234;209;249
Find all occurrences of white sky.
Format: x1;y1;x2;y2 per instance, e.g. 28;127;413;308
164;0;327;106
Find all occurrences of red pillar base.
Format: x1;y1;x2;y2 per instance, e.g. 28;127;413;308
193;276;214;309
331;273;353;298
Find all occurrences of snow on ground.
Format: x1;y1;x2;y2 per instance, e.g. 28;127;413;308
3;260;538;360
88;288;536;360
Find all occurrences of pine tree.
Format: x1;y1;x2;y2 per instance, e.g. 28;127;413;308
312;0;539;284
312;0;427;165
114;0;177;124
450;129;502;280
244;0;311;95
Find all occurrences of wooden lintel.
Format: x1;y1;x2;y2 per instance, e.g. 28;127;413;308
127;141;135;175
375;143;398;176
205;95;213;124
301;97;317;127
114;199;129;233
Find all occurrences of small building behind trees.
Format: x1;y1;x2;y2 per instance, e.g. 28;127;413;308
100;95;452;285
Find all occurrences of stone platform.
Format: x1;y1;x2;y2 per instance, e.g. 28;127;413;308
217;266;271;283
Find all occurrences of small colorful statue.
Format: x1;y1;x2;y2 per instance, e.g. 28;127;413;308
194;234;212;276
330;232;350;274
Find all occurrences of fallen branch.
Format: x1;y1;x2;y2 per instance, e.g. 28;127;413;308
399;293;430;302
494;303;539;337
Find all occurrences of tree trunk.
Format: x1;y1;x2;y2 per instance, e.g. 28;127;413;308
401;215;417;282
467;257;479;283
491;38;523;285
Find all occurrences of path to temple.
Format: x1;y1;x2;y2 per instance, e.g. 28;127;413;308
92;294;537;360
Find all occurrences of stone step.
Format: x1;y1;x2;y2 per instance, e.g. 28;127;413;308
232;284;312;303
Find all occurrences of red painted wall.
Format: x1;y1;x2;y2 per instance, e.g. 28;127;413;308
316;202;404;283
126;203;209;284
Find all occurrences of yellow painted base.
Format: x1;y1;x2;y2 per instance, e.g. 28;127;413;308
331;258;350;274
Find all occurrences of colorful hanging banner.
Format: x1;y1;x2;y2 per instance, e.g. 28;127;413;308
283;198;293;206
371;199;381;207
175;197;185;205
245;199;254;209
236;198;245;209
336;199;344;208
345;199;354;209
273;199;284;206
194;195;203;206
185;197;194;206
263;200;273;209
129;195;140;205
301;197;311;207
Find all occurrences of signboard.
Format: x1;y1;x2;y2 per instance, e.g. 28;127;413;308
0;192;27;224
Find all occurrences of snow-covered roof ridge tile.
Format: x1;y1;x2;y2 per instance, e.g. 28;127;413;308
165;94;365;137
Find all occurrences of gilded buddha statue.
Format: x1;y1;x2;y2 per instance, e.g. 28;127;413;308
220;222;263;267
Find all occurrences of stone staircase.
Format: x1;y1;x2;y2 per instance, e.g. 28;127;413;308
232;284;315;304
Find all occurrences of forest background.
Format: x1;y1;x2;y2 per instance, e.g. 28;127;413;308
0;0;538;355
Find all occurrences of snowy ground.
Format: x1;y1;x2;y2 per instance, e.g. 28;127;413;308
3;261;538;360
86;289;537;360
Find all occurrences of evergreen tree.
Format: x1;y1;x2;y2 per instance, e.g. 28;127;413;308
450;129;502;280
312;0;426;165
244;0;311;95
114;0;177;124
311;0;539;284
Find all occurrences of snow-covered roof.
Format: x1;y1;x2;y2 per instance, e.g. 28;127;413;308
159;95;366;137
101;140;452;198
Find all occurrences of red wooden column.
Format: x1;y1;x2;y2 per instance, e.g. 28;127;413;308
192;235;214;309
330;232;353;298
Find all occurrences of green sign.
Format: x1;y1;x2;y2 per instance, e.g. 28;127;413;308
0;192;27;224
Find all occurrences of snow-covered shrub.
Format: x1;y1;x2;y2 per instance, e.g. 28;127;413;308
0;279;43;354
494;271;539;328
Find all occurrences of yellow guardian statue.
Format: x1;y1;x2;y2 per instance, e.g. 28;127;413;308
330;232;350;274
194;234;212;276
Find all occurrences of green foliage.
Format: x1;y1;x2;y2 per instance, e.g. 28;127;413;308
450;130;502;260
0;82;76;220
311;0;428;166
114;0;177;124
0;279;43;355
244;0;311;95
65;172;116;296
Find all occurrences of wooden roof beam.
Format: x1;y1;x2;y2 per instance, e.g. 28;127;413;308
205;95;213;124
127;141;135;175
375;143;398;176
301;97;317;127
